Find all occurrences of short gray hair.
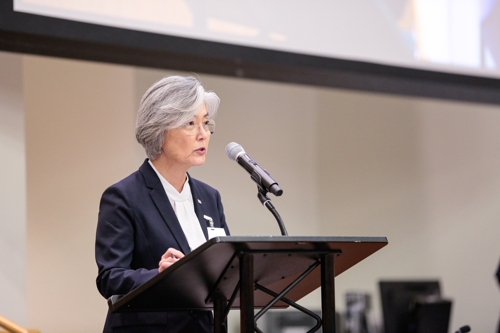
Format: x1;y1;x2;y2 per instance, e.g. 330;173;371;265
135;76;220;160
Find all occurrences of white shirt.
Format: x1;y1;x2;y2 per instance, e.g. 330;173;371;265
148;160;206;251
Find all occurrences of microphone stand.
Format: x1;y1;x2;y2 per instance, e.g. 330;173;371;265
257;186;288;236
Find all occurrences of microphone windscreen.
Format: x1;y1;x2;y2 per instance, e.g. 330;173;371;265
226;142;245;161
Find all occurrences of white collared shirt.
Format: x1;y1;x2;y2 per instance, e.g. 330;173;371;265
148;160;206;251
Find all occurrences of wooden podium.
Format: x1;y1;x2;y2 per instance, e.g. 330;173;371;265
108;236;388;333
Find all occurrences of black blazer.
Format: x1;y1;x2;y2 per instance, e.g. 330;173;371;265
95;159;229;333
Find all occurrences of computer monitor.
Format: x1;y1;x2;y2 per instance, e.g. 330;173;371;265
379;280;445;333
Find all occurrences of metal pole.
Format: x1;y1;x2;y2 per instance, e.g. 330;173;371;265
321;253;336;333
240;254;254;333
213;293;227;333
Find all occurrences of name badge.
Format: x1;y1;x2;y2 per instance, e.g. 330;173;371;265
208;227;227;239
204;214;226;239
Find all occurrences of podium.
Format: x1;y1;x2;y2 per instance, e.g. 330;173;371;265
108;236;388;333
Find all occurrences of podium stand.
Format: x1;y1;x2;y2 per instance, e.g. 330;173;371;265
108;236;388;333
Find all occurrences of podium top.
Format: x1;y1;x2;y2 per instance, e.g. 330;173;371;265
108;236;388;312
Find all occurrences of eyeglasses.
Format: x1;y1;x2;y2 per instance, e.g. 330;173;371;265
182;119;215;135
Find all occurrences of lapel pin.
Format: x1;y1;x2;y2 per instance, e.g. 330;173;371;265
197;199;202;204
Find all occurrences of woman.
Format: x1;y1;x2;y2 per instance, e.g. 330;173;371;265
95;76;229;333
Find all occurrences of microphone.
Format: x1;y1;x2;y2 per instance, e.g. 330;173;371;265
455;325;471;333
225;142;283;196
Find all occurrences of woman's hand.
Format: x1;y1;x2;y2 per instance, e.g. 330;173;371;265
158;248;185;273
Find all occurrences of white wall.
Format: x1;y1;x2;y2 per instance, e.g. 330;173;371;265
316;89;500;331
23;55;141;330
1;53;499;332
0;51;26;325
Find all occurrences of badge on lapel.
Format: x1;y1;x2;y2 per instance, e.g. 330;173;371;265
204;215;226;239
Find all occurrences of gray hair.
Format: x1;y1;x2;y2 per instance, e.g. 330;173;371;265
135;76;220;160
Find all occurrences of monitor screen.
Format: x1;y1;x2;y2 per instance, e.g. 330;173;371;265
379;280;441;333
13;0;500;79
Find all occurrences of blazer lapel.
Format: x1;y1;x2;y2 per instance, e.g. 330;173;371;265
188;175;209;240
140;160;191;255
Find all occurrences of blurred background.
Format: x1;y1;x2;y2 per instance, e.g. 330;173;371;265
1;1;500;332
